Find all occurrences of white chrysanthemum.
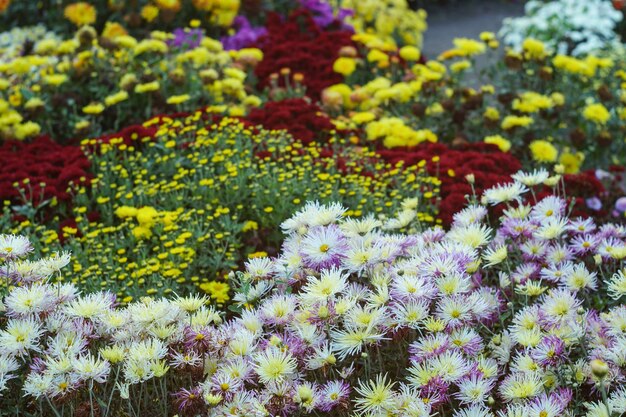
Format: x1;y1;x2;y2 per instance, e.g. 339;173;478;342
0;234;33;259
123;358;154;384
127;338;167;362
608;270;626;300
253;347;297;384
0;318;42;357
534;217;568;240
245;257;273;278
483;182;528;205
453;205;488;227
512;169;550;186
391;300;429;329
305;342;336;370
281;201;346;233
502;204;532;220
126;298;182;328
300;268;348;303
237;310;263;334
383;209;417;230
174;294;208;313
72;354;111;383
0;353;18;373
64;292;114;319
38;251;71;276
294;381;318;412
228;329;257;356
453;404;494;417
564;263;597;291
331;326;387;360
583;401;612;417
609;386;626;415
541;289;581;323
499;372;543;402
429;350;470;382
344;241;380;274
260;294;296;324
22;372;53;399
354;374;396;415
437;272;472;296
531;196;566;222
340;215;382;237
436;296;473;326
46;354;73;375
448;224;492;248
4;284;54;317
483;244;507;267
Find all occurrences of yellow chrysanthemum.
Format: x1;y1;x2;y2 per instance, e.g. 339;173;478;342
64;2;97;26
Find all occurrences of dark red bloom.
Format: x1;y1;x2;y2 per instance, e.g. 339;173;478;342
245;98;334;144
254;9;354;100
0;136;91;206
378;142;522;226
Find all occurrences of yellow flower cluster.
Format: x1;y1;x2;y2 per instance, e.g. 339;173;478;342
8;114;439;301
147;0;240;27
64;2;97;27
0;27;262;141
325;34;626;171
337;0;427;48
366;117;437;148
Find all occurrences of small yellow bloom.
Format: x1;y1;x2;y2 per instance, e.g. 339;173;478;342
484;135;511;152
333;57;357;76
82;102;105;115
64;2;97;26
141;4;159;22
559;150;584;174
583;103;611;125
522;38;546;59
399;46;421;61
135;81;160;94
166;94;191;105
529;140;558;163
104;91;129;107
450;60;471;73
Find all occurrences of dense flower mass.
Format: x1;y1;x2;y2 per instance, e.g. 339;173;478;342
500;0;623;55
5;113;438;302
1;178;625;415
1;0;626;415
0;136;90;205
254;9;355;100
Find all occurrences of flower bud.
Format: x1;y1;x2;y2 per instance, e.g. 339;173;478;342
590;359;609;379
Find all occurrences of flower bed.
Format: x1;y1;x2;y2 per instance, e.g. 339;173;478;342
4;111;438;303
1;174;625;415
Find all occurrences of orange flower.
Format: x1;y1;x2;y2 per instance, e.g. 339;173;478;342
192;0;214;11
64;2;97;26
101;22;127;39
0;0;11;13
155;0;181;12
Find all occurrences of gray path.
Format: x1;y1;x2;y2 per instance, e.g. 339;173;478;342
422;1;526;58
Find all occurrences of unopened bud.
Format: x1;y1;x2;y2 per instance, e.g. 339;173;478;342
590;359;609;379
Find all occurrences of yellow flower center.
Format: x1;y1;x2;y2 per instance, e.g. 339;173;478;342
319;244;330;253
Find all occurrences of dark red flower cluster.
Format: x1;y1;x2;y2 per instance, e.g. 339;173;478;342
378;143;522;226
0;136;91;206
254;9;354;100
245;98;335;144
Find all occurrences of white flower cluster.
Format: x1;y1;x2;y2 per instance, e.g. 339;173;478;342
0;25;59;61
1;171;626;416
499;0;623;56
